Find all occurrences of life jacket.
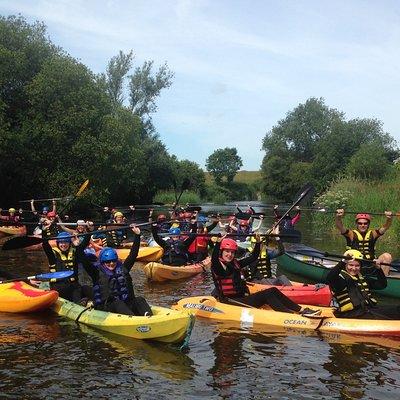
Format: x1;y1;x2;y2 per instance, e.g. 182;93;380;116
100;229;126;247
1;215;20;224
245;238;271;280
162;239;189;265
345;230;377;260
279;216;293;231
42;224;59;238
188;236;208;254
92;261;134;306
212;259;248;298
332;270;377;313
50;246;77;281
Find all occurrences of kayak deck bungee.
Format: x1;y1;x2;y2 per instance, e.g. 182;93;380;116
277;244;400;299
173;296;400;336
143;257;211;282
0;281;58;313
247;281;332;306
53;297;194;344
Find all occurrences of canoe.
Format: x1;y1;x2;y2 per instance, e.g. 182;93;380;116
173;296;400;336
277;244;400;299
90;239;163;262
0;281;58;313
247;281;332;306
143;257;211;282
52;297;194;344
0;225;26;237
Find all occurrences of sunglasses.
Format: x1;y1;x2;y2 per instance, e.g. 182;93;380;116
357;222;369;226
103;260;117;264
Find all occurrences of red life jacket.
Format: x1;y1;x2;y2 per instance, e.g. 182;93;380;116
213;258;247;297
188;236;208;254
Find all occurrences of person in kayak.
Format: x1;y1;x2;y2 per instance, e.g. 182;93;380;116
31;199;56;220
325;249;400;319
335;209;393;275
42;228;93;303
211;235;321;316
273;205;301;231
83;224;152;316
151;224;196;266
0;207;23;225
148;210;171;233
94;211;130;247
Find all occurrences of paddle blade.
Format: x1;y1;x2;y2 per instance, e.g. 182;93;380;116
294;183;315;206
2;235;43;251
36;270;74;281
181;178;190;191
76;179;89;196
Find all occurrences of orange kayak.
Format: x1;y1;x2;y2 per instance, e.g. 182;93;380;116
143;257;211;282
0;281;58;313
247;281;332;306
0;225;26;237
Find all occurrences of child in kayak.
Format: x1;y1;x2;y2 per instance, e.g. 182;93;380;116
211;234;321;316
83;224;152;316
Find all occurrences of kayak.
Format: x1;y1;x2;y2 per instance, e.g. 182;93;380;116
247;281;332;306
0;225;27;237
90;239;163;262
53;297;194;344
0;281;58;313
24;238;56;251
277;244;400;299
143;257;211;282
173;296;400;336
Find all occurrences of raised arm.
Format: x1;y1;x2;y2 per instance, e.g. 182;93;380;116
335;209;347;234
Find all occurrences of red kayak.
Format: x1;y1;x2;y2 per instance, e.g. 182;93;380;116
248;281;332;306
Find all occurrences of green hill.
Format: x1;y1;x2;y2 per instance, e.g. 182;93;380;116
205;170;261;184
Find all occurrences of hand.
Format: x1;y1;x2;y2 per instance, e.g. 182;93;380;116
103;207;109;212
259;215;264;220
373;259;382;269
29;279;41;287
294;205;300;210
149;209;153;215
385;211;393;219
19;208;23;213
130;223;140;235
71;235;80;246
52;200;56;205
254;232;261;243
274;205;278;210
86;221;94;231
31;199;34;204
129;205;135;210
336;209;344;217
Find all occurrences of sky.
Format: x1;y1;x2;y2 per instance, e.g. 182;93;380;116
1;0;400;170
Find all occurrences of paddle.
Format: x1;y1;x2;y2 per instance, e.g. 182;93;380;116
1;180;89;250
288;249;400;271
174;179;190;210
270;183;315;232
0;270;74;284
300;207;400;217
2;221;153;250
19;196;72;203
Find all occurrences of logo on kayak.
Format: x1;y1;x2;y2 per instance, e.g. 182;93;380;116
183;303;224;313
283;319;308;326
136;325;151;333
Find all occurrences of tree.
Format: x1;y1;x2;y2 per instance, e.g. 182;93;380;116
206;148;243;184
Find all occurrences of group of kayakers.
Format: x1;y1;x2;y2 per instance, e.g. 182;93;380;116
1;199;399;322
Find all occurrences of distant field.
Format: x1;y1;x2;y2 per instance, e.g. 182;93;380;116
205;170;262;184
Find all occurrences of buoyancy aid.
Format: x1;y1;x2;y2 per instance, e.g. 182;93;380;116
42;224;59;238
101;229;126;247
188;236;208;254
345;229;377;260
93;261;134;306
162;239;189;265
245;238;271;280
1;215;21;224
51;246;77;281
332;270;377;313
212;259;248;298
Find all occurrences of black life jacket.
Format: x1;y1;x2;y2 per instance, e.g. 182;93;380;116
51;246;77;281
332;270;377;313
162;239;189;266
101;229;126;247
93;261;134;306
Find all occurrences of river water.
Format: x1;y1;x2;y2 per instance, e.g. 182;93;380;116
1;207;400;399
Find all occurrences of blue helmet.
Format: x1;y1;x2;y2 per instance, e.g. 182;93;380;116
42;206;49;213
99;247;118;263
198;215;208;223
56;232;72;244
84;247;97;262
169;227;181;235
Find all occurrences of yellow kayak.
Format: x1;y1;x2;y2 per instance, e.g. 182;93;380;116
116;246;164;262
0;281;58;313
53;297;194;344
0;225;26;237
143;257;211;282
173;296;400;336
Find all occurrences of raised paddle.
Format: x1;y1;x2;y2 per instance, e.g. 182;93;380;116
174;178;190;211
0;270;74;284
19;196;72;203
1;180;89;250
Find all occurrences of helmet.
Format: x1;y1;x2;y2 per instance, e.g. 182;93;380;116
84;247;97;262
355;213;371;222
220;238;238;251
157;214;167;222
76;219;86;226
42;206;49;213
183;212;192;219
245;209;253;214
169;227;181;235
47;211;56;218
99;247;118;263
114;211;124;218
239;219;249;226
8;208;16;213
56;232;72;244
198;215;208;223
343;249;363;261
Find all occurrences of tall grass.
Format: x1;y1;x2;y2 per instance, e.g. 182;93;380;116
154;190;201;205
313;172;400;250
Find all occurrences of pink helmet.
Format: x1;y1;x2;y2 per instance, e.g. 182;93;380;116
47;211;56;218
355;213;371;222
157;214;167;222
220;238;238;251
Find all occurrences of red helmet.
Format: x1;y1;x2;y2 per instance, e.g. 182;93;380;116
245;209;253;214
157;214;166;222
355;213;371;222
220;238;238;251
47;211;56;218
184;212;192;219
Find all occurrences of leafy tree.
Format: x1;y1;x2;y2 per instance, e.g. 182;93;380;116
206;147;243;184
173;158;206;195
